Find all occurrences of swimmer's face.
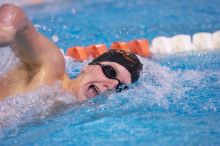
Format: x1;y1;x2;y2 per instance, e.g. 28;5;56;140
75;61;131;101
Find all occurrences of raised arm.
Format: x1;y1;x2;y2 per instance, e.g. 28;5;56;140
0;4;64;71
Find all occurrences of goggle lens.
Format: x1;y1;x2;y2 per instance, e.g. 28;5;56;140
93;63;128;92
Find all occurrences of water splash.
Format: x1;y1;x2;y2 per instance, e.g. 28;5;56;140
0;47;18;76
0;81;76;137
0;47;219;140
0;49;77;137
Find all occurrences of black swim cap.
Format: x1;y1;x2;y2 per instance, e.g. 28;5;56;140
89;49;143;83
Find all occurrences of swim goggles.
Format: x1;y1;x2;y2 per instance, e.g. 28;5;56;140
92;62;128;92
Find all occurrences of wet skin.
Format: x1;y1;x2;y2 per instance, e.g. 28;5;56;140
0;4;131;101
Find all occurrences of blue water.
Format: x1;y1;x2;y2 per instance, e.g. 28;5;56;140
0;0;220;145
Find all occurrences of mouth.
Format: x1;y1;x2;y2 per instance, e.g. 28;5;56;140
86;84;100;98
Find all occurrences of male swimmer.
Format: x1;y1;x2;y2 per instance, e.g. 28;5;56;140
0;4;142;101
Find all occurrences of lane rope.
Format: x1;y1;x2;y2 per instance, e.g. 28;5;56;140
65;30;220;61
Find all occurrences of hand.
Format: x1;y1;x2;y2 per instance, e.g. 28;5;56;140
0;4;28;46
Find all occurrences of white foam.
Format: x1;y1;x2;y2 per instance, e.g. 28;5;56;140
134;57;208;109
0;47;19;75
52;35;59;43
0;48;78;133
59;48;65;55
0;82;77;133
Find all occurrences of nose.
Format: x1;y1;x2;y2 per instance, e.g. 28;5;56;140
104;79;119;90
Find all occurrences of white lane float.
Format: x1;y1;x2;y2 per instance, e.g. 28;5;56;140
192;32;215;50
151;37;172;54
171;34;195;52
150;31;220;55
212;31;220;49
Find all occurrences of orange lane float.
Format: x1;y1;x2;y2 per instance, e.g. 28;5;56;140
128;39;151;57
66;39;151;61
66;46;88;61
86;44;107;58
110;42;130;51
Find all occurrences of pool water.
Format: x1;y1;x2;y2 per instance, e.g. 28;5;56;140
0;0;220;145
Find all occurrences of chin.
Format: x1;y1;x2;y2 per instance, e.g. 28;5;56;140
76;90;87;101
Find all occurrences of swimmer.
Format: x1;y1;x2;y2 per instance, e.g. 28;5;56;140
0;4;142;101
